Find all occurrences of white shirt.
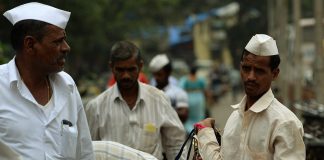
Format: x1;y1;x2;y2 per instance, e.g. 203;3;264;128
0;58;94;160
93;141;158;160
85;82;186;160
0;139;22;160
197;89;305;160
163;84;188;109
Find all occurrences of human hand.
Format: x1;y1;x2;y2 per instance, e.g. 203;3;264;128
194;118;215;133
198;118;215;128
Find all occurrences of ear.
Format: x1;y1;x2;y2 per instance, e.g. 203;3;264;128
138;60;144;71
272;68;280;80
23;36;37;52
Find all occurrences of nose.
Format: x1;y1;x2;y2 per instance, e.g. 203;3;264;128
61;40;70;53
121;71;131;79
247;70;256;81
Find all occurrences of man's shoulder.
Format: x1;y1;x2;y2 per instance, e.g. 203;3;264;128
140;82;166;97
88;87;113;104
268;99;302;123
165;84;188;97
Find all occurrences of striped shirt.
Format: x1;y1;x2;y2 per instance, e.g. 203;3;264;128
93;141;158;160
85;82;186;160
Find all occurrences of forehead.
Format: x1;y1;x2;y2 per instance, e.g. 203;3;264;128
112;56;139;68
241;53;271;68
153;68;166;75
44;25;66;37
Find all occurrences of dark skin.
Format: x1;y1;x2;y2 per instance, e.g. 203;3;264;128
15;25;70;105
197;52;279;128
110;55;143;109
152;67;189;123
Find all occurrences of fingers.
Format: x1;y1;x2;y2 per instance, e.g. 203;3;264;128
199;118;215;128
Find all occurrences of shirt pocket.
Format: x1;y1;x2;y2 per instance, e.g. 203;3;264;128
139;123;158;153
60;125;78;159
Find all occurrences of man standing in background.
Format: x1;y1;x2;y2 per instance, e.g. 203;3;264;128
85;41;186;160
149;54;189;124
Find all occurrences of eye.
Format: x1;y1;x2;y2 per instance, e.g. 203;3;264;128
241;66;250;72
255;68;266;75
127;67;137;72
53;38;66;45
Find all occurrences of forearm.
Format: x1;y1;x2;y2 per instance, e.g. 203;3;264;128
197;128;223;160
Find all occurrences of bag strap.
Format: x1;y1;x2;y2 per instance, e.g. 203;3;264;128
175;129;195;160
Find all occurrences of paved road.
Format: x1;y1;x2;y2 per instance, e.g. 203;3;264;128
208;91;244;130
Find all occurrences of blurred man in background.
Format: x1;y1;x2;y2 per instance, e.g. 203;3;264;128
149;54;189;124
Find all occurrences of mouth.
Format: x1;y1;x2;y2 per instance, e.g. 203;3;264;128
244;82;257;89
57;55;67;66
57;58;65;66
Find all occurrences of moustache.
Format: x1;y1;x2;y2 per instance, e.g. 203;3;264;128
244;81;257;86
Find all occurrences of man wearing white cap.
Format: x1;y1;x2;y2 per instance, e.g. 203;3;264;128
193;34;305;159
149;54;189;123
0;2;94;159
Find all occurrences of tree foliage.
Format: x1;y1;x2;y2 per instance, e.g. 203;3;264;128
1;0;297;80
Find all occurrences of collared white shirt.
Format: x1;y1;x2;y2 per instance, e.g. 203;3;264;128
163;84;188;109
0;58;94;160
93;141;158;160
197;89;305;160
85;82;186;160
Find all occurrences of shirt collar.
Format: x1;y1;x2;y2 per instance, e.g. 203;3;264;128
231;89;274;113
111;81;145;103
8;58;22;88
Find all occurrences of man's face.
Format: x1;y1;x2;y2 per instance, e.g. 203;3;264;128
110;56;142;90
32;25;70;73
152;69;168;88
240;53;279;99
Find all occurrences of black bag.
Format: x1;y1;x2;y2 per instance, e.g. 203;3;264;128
175;127;221;160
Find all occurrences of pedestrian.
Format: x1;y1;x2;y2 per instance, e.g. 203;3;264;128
149;54;189;123
194;34;305;159
85;41;186;160
0;2;94;159
179;65;208;133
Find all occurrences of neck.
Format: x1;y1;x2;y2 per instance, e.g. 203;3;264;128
156;81;168;90
119;83;139;109
15;55;48;84
16;56;52;105
245;95;261;111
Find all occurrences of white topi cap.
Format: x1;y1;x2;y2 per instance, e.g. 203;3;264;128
3;2;71;29
245;34;279;56
149;54;170;72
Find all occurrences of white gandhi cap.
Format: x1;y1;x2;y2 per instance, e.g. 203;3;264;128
245;34;279;56
149;54;170;72
3;2;70;29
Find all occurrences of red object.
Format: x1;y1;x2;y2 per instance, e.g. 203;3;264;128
194;123;206;130
107;72;149;87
